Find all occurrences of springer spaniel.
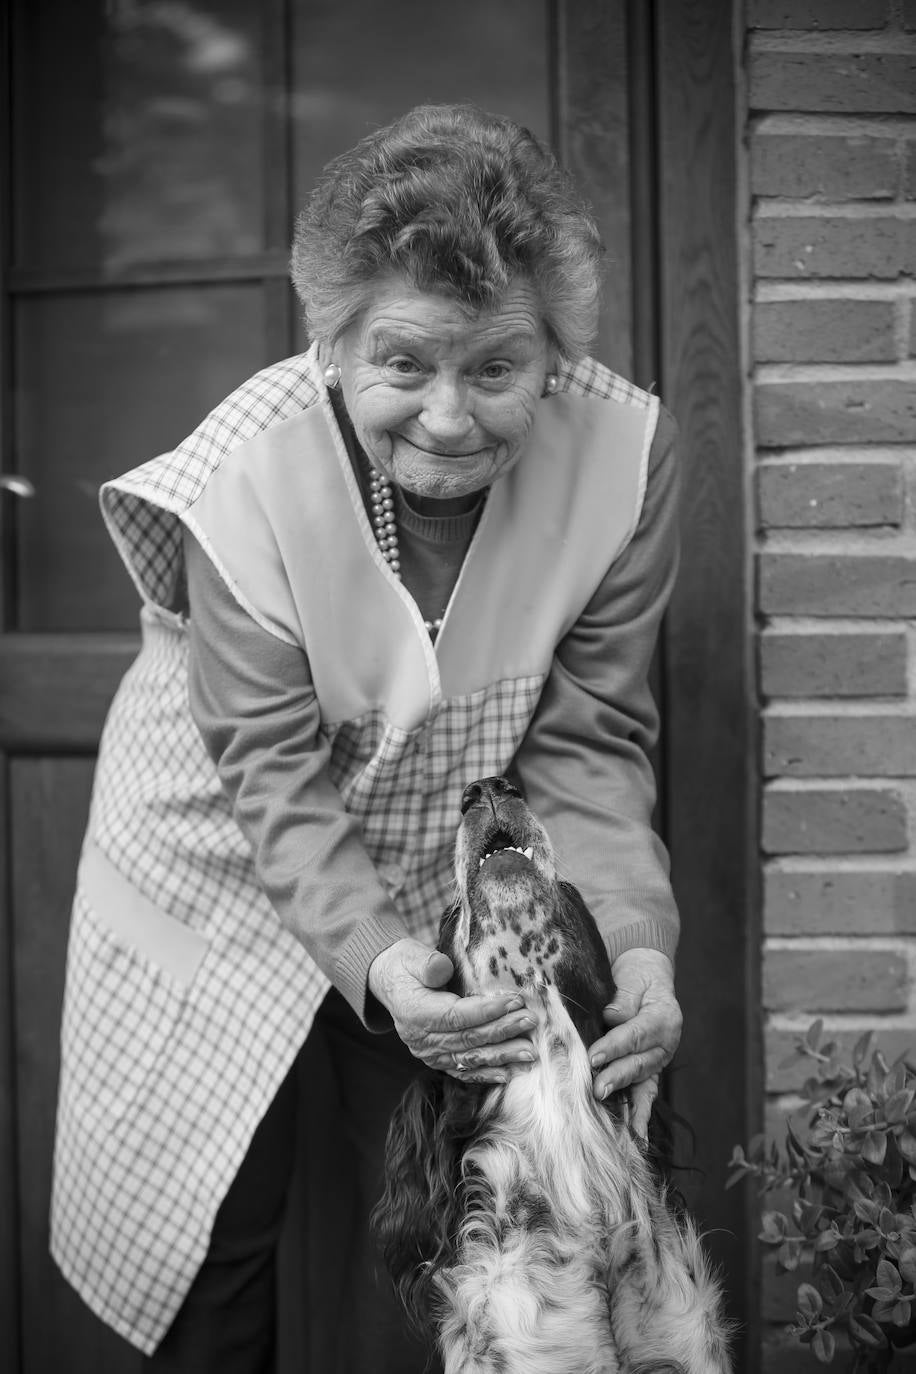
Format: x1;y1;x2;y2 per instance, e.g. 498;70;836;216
375;776;732;1374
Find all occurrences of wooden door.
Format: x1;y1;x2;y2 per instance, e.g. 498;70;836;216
0;3;752;1370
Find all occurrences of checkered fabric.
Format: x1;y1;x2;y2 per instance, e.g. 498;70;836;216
52;346;655;1353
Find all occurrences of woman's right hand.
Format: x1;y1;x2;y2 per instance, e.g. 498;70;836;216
367;937;536;1083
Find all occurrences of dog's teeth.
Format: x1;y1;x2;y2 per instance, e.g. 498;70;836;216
523;846;533;860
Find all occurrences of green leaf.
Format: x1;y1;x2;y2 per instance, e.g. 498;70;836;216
844;1087;875;1130
897;1246;916;1285
806;1019;825;1053
760;1211;788;1242
797;1283;823;1319
853;1031;874;1071
778;1237;802;1271
875;1259;902;1293
899;1131;916;1164
814;1228;840;1252
883;1064;908;1100
853;1197;880;1224
885;1088;915;1124
812;1328;836;1363
848;1312;888;1350
892;1298;912;1327
817;1265;845;1302
862;1131;888;1166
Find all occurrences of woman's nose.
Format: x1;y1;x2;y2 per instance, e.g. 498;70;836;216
419;376;474;443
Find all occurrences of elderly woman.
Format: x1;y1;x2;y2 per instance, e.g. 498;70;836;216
51;104;682;1372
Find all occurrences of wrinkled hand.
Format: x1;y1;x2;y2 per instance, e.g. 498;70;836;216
367;938;537;1083
588;947;682;1139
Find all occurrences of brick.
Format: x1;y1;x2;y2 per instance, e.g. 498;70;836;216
763;947;908;1011
764;866;916;934
757;459;902;526
906;141;916;199
753;298;897;364
759;628;908;697
766;1024;915;1091
761;784;908;854
754;214;916;279
759;552;916;616
752;131;898;201
750;52;916;114
749;0;889;25
764;711;916;776
755;379;916;446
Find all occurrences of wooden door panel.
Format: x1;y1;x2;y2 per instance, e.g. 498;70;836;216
10;757;140;1373
1;2;750;1369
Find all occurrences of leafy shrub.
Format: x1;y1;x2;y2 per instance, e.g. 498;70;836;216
728;1021;916;1371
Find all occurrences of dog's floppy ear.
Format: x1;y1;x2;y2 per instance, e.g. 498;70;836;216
555;881;617;1046
372;1068;482;1337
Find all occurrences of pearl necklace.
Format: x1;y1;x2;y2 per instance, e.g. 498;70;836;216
368;467;444;637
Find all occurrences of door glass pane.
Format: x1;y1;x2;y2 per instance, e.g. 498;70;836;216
290;0;551;347
13;0;270;273
14;285;270;631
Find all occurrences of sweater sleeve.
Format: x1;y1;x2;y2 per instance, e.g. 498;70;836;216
182;526;410;1025
513;404;681;966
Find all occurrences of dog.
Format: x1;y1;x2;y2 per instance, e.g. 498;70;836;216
375;776;733;1374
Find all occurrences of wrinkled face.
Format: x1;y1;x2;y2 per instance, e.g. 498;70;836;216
329;275;552;506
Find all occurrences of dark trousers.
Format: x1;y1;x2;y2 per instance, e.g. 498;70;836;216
144;987;436;1373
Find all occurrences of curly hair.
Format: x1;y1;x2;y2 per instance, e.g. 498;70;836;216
290;103;604;361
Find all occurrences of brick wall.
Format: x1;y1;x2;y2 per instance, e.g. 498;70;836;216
745;0;916;1368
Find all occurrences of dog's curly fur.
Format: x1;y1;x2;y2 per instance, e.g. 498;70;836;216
374;777;733;1373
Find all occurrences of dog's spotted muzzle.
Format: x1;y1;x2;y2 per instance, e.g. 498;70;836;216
451;777;566;995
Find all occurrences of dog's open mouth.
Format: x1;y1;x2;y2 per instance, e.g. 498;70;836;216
476;826;535;871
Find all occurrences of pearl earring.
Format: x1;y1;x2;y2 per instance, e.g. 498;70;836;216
544;373;559;395
323;362;341;389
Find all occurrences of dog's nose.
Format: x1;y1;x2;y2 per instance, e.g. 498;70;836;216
460;776;522;815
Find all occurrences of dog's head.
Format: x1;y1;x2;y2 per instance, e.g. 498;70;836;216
374;778;619;1343
441;775;615;1046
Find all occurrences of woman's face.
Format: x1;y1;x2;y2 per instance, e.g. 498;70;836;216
329;275;552;507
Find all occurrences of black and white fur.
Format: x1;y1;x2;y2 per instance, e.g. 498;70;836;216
375;776;732;1374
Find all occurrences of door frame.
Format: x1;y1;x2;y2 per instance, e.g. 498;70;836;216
0;2;757;1366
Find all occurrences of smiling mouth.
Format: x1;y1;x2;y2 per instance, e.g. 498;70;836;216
399;436;490;460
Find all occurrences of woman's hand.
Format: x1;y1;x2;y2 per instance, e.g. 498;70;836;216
368;937;537;1083
588;947;682;1139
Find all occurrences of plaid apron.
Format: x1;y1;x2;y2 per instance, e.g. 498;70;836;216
51;344;656;1352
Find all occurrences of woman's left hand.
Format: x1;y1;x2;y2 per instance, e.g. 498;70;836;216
588;947;682;1139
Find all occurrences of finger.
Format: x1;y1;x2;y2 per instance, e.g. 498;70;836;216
431;1035;536;1073
448;1010;537;1051
601;988;643;1026
590;1006;680;1069
446;1064;509;1085
441;992;527;1032
593;1047;667;1102
420;950;455;989
630;1076;659;1140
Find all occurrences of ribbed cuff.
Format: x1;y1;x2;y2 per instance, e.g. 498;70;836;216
334;911;412;1031
603;918;679;968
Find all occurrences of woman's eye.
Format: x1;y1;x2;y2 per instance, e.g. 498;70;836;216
387;356;422;376
478;362;511;382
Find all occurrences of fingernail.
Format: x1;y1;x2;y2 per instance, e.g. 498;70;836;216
506;996;525;1012
517;1016;536;1030
590;1052;606;1069
518;1049;535;1062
